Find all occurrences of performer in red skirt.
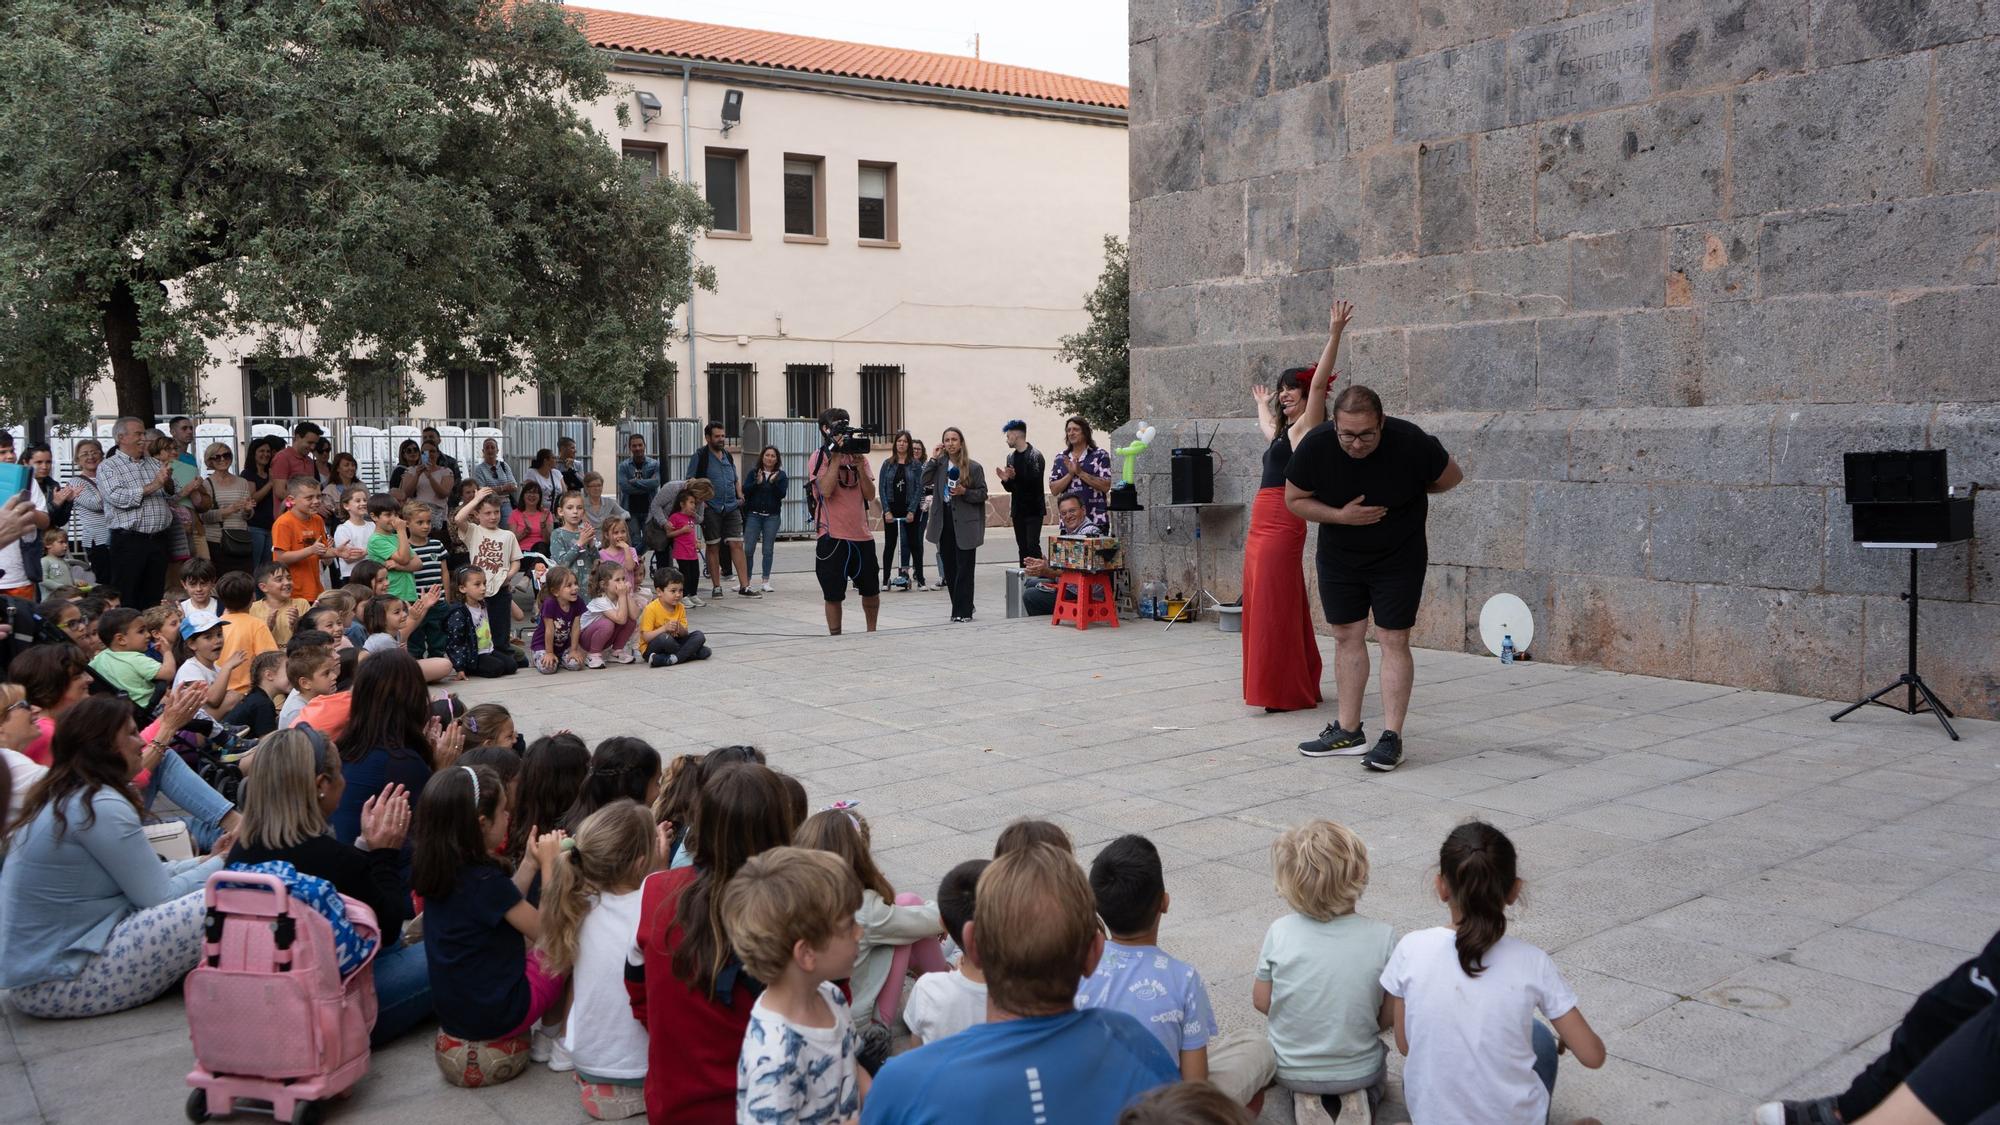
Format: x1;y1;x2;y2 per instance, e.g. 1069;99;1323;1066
1242;299;1353;711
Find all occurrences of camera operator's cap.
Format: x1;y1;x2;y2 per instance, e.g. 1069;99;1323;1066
1003;419;1027;434
178;618;227;642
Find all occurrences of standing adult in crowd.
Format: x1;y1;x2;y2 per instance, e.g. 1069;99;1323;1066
164;419;206;579
997;420;1048;566
269;420;328;499
555;436;586;495
194;441;256;576
617;434;659;547
470;437;518;522
924;427;988;623
1049;416;1114;529
98;416;177;609
393;435;457;534
63;439;112;582
688;423;758;599
421;426;462;479
22;444;75;593
1243;300;1349;714
578;472;628;540
741;446;787;594
327;452;363;496
1285;385;1461;772
524;449;562;511
878;431;924;592
241;436;283;572
0;696;230;1019
908;438;932;591
811;416;880;635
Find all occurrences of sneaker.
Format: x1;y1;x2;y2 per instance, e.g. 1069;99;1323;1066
686;596;706;608
561;655;582;672
1363;731;1404;772
1299;722;1368;757
1294;1092;1336;1125
736;587;761;598
585;652;605;669
612;648;636;665
530;1024;558;1063
761;582;773;593
649;652;676;668
1755;1098;1842;1125
547;1040;574;1073
711;585;723;598
1336;1089;1373;1125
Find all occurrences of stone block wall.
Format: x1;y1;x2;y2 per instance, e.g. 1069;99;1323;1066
1126;0;2000;717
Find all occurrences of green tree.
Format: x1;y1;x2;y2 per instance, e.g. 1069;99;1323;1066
0;0;712;425
1035;234;1128;432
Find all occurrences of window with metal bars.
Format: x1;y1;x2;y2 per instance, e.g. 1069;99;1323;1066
784;365;829;420
706;363;752;440
444;366;498;420
858;365;903;438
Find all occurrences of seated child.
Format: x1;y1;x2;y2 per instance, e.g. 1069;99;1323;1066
251;561;311;646
360;592;453;682
139;603;181;661
38;528;94;600
577;565;638;668
412;764;569;1056
294;647;359;741
725;846;867;1124
281;643;338;731
443;567;518;679
172;617;243;721
463;703;518;755
301;604;354;651
1254;820;1395;1124
216;571;278;696
349;559;390;601
904;858;991;1047
1381;822;1605;1125
538;802;658;1117
1119;1083;1257;1125
89;607;177;710
531;565;584;674
793;809;946;1040
995;817;1074;857
594;519;642;598
638;573;708;668
1080;835;1273;1105
223;650;287;737
177;558;220;630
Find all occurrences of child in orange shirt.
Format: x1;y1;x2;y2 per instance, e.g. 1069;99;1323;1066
271;476;330;601
215;571;279;695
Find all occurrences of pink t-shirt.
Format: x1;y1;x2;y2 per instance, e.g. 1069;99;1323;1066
667;513;700;560
815;454;872;542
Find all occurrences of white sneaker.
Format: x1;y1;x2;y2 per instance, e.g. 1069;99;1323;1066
585;652;605;669
1294;1092;1337;1125
529;1024;557;1063
1337;1089;1372;1125
548;1040;574;1073
686;596;706;608
761;582;773;593
612;648;636;665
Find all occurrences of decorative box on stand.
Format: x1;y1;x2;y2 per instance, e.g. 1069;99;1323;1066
1048;535;1125;572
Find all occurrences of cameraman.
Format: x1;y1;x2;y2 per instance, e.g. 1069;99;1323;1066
810;409;880;634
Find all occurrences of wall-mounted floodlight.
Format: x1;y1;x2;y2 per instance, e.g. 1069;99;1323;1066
635;89;662;126
721;89;743;136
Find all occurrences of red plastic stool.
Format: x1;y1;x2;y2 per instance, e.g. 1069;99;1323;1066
1050;569;1119;631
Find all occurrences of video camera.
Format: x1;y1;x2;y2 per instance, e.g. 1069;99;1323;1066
818;409;870;456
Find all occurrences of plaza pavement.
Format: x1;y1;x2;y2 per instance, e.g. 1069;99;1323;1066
6;542;1998;1124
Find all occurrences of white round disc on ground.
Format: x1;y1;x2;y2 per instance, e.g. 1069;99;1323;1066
1478;593;1535;656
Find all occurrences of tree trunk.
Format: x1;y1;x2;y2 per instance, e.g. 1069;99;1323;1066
103;279;155;426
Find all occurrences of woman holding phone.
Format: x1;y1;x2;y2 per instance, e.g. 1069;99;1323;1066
923;427;987;623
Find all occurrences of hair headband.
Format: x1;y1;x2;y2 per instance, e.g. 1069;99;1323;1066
461;765;480;805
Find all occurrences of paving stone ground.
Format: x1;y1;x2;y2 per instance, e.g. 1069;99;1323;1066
7;543;1998;1124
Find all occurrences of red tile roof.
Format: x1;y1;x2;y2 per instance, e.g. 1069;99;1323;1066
571;5;1128;112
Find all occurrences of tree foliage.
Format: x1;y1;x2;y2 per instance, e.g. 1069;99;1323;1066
0;0;713;425
1035;234;1128;432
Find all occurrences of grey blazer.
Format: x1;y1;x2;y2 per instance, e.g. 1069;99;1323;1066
923;457;988;549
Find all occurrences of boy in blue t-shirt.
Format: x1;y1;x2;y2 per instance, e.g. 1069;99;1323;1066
862;844;1178;1125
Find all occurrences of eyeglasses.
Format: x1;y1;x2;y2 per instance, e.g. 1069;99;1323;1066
6;698;32;714
59;618;87;632
1336;430;1380;445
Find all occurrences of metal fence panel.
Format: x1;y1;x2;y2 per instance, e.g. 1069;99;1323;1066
504;417;595;479
742;417;819;536
660;419;702;473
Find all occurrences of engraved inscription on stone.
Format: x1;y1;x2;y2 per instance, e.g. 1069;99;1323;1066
1507;1;1654;126
1394;37;1508;143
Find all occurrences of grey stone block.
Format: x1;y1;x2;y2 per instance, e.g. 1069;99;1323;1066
1825;495;1971;601
1538;309;1701;408
1539;573;1696;678
1418;139;1477;254
1620;307;1705;408
1535;96;1728;238
1527;481;1651;577
1506;2;1655;126
1293;153;1414;270
1244;173;1297;276
1415;0;1565;54
1464;565;1554;649
1332;326;1411;401
1343;65;1396;152
1893;288;2000;402
1936;402;2000;602
1648;484;1825;588
1151;28;1218;120
1269;0;1330;91
1130;286;1200;349
1761;194;1999;297
1129;36;1159;123
1699;296;1895;404
1666;220;1757;305
1429;479;1530;569
1129;185;1245;291
1571;228;1666;311
1393;38;1509;142
1195;279;1279;343
1206;6;1272;103
1365;147;1419;254
1730;54;1933;216
1936;39;2000;192
1331;0;1418;72
1408;321;1540;410
1413;562;1469;650
1271;80;1348;170
1769;403;1934;486
1131;343;1243;418
1475;125;1538;248
1657;0;1808;91
1862;593;2000;723
1567;407;1773;485
1200;96;1284;188
1277;267;1338;335
1325;242;1573;330
1418;408;1577;482
1131;115;1203;198
1808;0;1987;67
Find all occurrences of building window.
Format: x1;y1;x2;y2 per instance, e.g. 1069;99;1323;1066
346;360;407;421
859;365;904;438
784;365;829;420
538;386;576;417
706;363;752;440
150;380;191;419
444;365;498;420
858;162;897;243
783;155;825;239
622;142;663;180
244;360;300;417
705;149;747;233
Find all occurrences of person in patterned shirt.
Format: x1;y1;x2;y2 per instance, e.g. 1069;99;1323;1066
1048;416;1113;526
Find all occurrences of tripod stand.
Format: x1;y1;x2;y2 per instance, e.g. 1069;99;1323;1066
1831;547;1959;740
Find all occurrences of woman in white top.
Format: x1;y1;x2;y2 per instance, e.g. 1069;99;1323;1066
522;448;562;512
0;683;48;835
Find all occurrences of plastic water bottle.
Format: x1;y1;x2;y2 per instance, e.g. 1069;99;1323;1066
1140;581;1159;620
1501;634;1515;665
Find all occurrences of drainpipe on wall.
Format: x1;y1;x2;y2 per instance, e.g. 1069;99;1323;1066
682;62;698;427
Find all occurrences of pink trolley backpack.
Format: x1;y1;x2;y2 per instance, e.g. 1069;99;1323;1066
184;870;381;1124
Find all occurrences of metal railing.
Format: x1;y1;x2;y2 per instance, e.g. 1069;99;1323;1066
503;417;595;481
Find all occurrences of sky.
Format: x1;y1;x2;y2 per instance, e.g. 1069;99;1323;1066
570;0;1130;86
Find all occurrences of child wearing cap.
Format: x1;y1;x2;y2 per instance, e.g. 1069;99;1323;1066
173;616;245;720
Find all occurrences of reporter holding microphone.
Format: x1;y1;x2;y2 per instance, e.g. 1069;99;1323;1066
923;427;988;622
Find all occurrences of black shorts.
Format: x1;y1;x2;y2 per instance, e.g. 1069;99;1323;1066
815;536;881;603
1908;1000;2000;1125
1319;567;1425;631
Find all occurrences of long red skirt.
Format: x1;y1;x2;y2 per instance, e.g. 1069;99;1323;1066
1242;486;1324;711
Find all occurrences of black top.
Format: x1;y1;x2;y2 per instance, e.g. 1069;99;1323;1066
224;690;279;738
1285;416;1450;576
1002;445;1047;511
1260;429;1295;490
228;832;412;941
244;467;276;531
426;864;529;1039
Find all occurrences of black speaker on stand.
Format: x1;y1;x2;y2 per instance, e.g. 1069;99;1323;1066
1830;450;1976;741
